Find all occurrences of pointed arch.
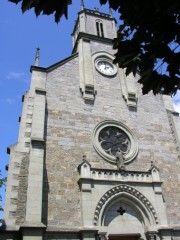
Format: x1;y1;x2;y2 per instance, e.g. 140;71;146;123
93;184;158;226
95;19;104;37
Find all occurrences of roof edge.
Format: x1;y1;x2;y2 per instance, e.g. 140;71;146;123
30;52;78;73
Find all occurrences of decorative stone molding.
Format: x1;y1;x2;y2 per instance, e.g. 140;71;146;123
120;70;138;110
78;38;95;104
93;184;158;226
167;110;180;160
92;51;115;65
92;120;138;164
90;169;152;182
78;155;91;178
149;162;160;182
98;232;108;240
145;231;158;240
162;95;180;160
78;160;161;185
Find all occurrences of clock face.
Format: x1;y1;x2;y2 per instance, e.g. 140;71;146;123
96;60;115;75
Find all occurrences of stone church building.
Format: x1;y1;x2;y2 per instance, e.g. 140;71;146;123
1;5;180;240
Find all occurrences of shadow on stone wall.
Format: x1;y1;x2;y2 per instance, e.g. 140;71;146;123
42;101;49;225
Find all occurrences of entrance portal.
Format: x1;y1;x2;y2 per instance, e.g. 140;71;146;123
109;234;140;240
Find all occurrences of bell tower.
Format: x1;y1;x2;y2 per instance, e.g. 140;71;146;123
71;6;117;103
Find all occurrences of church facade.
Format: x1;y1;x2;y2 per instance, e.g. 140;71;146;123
1;6;180;240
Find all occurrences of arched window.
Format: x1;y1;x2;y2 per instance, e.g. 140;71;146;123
96;20;104;37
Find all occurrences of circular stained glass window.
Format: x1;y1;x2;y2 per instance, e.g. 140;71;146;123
92;120;138;164
99;127;130;156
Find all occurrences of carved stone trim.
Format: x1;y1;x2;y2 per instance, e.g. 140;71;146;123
78;38;95;104
145;232;158;240
90;169;152;182
120;69;138;110
78;161;162;184
93;184;158;226
98;232;108;240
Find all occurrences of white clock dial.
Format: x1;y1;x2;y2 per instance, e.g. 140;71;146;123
96;60;116;76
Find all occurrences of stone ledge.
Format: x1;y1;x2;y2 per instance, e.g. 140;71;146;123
31;138;45;143
46;226;98;233
35;88;46;95
78;165;162;184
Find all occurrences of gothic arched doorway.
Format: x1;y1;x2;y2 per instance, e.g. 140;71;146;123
103;199;145;238
109;234;140;240
94;185;158;240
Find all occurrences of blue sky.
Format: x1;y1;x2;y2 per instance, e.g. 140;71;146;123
0;0;111;219
0;0;180;219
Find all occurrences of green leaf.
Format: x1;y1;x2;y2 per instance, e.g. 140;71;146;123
100;0;107;5
7;0;180;95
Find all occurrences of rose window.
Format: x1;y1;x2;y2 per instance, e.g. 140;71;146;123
92;120;138;164
98;127;130;156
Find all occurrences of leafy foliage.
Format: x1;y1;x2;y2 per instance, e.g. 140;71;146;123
101;0;180;95
0;170;6;212
8;0;72;23
8;0;180;95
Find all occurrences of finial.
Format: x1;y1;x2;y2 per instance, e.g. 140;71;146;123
81;0;84;10
151;161;154;167
109;7;113;17
82;155;86;161
34;47;40;66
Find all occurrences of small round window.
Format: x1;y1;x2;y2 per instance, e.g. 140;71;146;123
92;120;138;164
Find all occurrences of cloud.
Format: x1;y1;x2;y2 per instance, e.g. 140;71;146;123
6;71;25;79
4;98;15;105
173;103;180;114
172;90;180;105
172;90;180;114
0;96;18;105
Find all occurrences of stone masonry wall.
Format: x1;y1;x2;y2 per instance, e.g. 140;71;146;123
86;14;117;39
15;154;29;225
44;43;180;227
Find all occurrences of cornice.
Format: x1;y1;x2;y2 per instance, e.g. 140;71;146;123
72;32;113;54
